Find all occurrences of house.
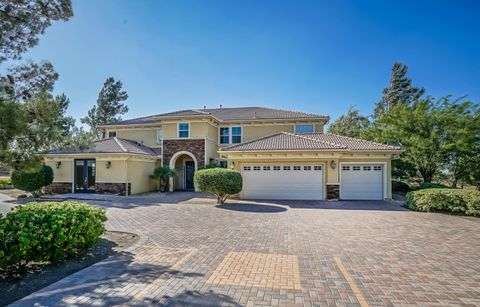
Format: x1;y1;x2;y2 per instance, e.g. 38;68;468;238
44;106;401;200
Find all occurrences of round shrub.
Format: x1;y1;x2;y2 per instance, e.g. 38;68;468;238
194;168;242;204
0;202;107;271
11;165;54;197
406;188;480;216
392;180;410;193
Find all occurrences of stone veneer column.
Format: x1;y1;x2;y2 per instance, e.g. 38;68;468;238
162;139;206;168
326;184;339;200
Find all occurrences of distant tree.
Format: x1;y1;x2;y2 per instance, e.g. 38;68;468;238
81;77;129;138
7;61;58;100
327;106;370;138
374;62;425;118
0;0;73;63
0;79;20;162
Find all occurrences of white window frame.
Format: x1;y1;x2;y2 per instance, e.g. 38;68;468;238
294;124;315;134
218;126;242;144
156;127;163;144
178;122;190;139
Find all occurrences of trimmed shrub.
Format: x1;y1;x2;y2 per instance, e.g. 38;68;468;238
194;168;242;204
0;202;107;271
0;177;12;189
413;182;449;191
11;165;54;197
392;180;410;193
406;189;480;216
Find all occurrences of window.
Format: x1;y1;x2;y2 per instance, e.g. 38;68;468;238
283;166;291;171
304;166;312;171
253;166;261;171
363;166;371;171
263;166;271;171
219;127;229;144
273;166;281;171
374;166;382;171
352;166;361;171
293;166;301;171
342;166;350;171
178;123;189;138
219;160;228;168
156;128;163;144
219;126;242;144
314;165;322;171
243;166;251;171
108;131;117;138
294;124;315;134
231;127;242;144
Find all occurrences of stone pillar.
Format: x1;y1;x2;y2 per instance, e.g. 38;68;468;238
326;184;339;200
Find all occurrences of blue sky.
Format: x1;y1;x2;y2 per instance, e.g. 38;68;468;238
11;0;480;125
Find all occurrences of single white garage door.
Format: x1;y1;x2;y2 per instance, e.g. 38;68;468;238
340;164;384;200
242;164;323;200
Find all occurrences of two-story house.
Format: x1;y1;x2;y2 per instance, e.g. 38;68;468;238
44;106;401;200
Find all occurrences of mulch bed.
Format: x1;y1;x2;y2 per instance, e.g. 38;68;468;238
0;231;139;306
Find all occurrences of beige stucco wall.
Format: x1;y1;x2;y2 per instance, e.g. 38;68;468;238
46;160;73;182
96;160;127;183
205;138;219;165
243;125;294;142
115;129;160;148
127;160;156;194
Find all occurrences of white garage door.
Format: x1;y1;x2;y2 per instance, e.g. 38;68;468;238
242;164;323;200
340;164;384;200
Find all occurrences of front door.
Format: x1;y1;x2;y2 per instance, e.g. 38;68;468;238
185;161;195;191
74;159;96;193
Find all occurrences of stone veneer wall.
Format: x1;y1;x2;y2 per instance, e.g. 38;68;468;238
326;184;339;199
45;182;72;194
163;139;205;169
96;183;131;195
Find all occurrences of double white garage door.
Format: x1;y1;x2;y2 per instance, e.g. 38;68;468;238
241;163;385;200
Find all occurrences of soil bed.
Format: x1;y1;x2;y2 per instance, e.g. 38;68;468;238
0;231;139;306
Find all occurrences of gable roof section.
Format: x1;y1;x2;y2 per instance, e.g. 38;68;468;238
219;132;401;152
101;107;329;126
46;138;159;156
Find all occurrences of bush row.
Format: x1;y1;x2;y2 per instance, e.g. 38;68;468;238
392;180;450;193
0;177;12;189
11;165;54;197
0;202;107;271
406;188;480;216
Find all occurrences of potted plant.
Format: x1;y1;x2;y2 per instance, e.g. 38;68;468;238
150;166;177;192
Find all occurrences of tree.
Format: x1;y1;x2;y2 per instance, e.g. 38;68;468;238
150;166;177;192
194;168;243;204
0;79;20;162
81;77;129;138
0;0;73;63
7;61;58;100
365;97;445;182
374;62;425;118
327;106;370;138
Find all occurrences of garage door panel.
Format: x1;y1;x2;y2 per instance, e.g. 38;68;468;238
340;164;384;200
242;164;323;200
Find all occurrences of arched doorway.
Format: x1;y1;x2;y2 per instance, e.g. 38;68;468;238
168;151;198;192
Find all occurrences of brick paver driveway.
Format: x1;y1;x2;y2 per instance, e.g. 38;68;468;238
10;194;480;306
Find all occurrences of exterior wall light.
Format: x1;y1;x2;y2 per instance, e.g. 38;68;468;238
230;161;235;169
56;161;62;169
106;161;111;169
330;160;337;169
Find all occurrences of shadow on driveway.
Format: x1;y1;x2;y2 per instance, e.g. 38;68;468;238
217;203;287;213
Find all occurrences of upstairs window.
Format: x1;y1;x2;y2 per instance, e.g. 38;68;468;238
294;124;315;134
219;126;242;144
108;131;117;138
231;127;242;144
178;123;189;138
156;128;163;144
220;127;230;144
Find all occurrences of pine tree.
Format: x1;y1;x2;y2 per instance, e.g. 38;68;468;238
81;77;128;138
374;62;424;118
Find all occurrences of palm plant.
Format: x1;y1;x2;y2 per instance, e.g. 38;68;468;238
150;166;177;192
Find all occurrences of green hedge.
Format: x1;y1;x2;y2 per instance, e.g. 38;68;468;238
392;180;410;193
194;168;242;204
11;165;54;197
0;177;12;189
406;189;480;216
413;182;449;191
0;202;107;271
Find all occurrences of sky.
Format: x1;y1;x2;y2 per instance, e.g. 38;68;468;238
9;0;480;126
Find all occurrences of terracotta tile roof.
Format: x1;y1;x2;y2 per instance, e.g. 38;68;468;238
46;138;159;156
219;132;401;152
101;107;329;126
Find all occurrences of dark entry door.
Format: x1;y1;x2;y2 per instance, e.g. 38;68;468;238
185;161;195;191
74;159;96;193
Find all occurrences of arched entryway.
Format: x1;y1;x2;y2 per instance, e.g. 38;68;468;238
168;151;198;192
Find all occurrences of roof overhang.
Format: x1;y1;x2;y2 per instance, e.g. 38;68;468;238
43;152;160;161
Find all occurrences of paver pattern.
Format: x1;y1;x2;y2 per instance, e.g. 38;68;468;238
5;193;480;306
